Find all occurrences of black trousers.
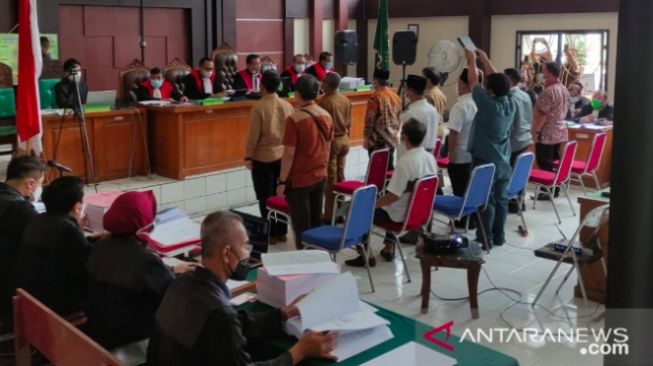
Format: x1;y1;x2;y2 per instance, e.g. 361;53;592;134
447;163;472;197
251;160;287;237
510;146;530;167
535;143;561;172
286;180;326;249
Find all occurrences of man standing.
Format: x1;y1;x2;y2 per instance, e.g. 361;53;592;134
397;75;439;160
277;75;333;249
304;52;333;82
504;68;533;164
319;72;352;222
532;62;570;200
281;54;306;89
245;71;295;244
55;58;88;110
233;54;263;93
147;211;338;365
182;57;224;100
364;69;402;170
465;48;517;248
447;69;479;228
0;156;46;331
136;67;187;102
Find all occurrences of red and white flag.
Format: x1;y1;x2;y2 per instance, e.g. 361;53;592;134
16;0;43;155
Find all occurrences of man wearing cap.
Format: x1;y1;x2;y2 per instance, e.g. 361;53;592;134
397;75;440;160
363;69;402;171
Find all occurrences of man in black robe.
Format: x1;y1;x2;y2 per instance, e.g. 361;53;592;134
147;210;337;366
182;57;225;100
0;156;46;331
54;58;88;113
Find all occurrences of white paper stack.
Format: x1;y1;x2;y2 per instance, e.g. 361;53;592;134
256;267;337;308
83;191;123;232
261;251;340;276
340;77;365;90
361;341;457;366
285;272;393;362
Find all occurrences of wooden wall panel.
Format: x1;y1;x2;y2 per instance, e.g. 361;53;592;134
235;22;284;53
236;0;284;19
233;0;285;70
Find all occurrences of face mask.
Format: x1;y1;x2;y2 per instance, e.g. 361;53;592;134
229;248;250;281
68;73;81;83
31;184;42;203
325;62;333;70
151;79;163;89
294;64;305;73
570;96;580;104
200;69;212;78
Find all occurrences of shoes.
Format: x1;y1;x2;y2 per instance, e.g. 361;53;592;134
345;254;376;267
399;231;419;244
379;248;395;262
269;237;278;245
532;193;551;201
278;235;287;242
508;200;526;213
493;239;505;246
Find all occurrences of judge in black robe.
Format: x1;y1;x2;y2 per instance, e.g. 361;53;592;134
182;57;224;100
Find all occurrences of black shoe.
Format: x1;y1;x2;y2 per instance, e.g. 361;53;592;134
494;239;505;246
532;193;552;201
508;199;525;213
399;231;419;244
379;248;395;262
345;255;376;267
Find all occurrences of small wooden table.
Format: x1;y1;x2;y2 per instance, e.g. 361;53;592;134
417;242;485;319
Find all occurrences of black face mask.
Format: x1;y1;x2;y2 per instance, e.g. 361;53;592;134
229;249;250;281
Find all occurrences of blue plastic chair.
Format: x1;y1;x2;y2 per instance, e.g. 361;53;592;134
507;152;535;237
433;163;496;251
302;184;378;291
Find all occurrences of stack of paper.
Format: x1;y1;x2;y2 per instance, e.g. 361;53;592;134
285;272;393;362
340;77;365;90
146;208;201;255
361;341;457;366
83;191;122;232
261;251;340;276
257;267;337;308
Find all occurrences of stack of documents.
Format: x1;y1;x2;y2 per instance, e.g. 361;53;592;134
257;267;336;308
261;250;340;276
144;208;201;256
83;191;123;232
285;272;393;362
361;341;457;366
340;77;365;90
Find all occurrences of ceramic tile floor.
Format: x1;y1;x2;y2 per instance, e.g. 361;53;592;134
236;184;605;366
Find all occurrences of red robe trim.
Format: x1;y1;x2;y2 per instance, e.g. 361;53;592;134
238;70;262;91
142;79;174;99
189;69;217;93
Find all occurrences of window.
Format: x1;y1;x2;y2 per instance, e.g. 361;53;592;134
516;30;609;92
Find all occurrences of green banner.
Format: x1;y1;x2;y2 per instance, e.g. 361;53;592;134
373;0;390;71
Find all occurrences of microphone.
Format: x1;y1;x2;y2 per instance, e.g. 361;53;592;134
47;160;72;173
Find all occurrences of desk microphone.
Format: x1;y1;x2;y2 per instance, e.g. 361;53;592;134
47;160;72;173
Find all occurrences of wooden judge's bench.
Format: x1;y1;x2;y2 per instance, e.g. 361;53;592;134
146;91;372;180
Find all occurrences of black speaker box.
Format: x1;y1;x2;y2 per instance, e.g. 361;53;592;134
392;30;417;65
334;30;359;65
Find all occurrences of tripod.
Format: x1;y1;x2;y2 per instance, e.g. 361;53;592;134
51;72;98;192
395;63;408;109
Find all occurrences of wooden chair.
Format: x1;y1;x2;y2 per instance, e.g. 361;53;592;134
0;61;16;155
212;43;238;91
118;59;150;103
162;57;191;96
13;288;123;366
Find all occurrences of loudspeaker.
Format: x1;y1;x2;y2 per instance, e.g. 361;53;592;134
392;30;417;65
334;30;359;65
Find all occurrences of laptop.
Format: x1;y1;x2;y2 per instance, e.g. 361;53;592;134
86;90;117;106
229;209;269;268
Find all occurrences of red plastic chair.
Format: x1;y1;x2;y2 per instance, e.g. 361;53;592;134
332;148;389;224
266;196;290;244
374;174;439;282
552;132;607;194
528;141;578;224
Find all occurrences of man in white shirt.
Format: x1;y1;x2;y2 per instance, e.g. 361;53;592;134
447;68;480;229
397;75;440;160
346;119;437;267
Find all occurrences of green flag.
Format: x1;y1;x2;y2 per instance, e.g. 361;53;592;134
373;0;389;71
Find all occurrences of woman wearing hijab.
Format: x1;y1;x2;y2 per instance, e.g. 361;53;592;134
85;191;175;349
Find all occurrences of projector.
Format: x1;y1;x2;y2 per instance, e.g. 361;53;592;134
422;232;468;255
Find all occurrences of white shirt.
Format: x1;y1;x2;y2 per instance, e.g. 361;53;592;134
152;87;162;99
383;147;437;222
398;98;440;159
202;77;213;95
447;93;477;164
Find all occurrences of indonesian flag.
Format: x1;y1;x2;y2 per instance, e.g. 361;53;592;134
16;0;43;155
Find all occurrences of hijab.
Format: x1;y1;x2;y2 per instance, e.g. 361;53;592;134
103;191;156;236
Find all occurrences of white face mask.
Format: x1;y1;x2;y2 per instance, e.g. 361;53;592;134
68;73;82;83
200;69;212;78
32;184;42;203
570;96;580;104
294;64;305;73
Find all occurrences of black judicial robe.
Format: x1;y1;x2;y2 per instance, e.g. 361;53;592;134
147;267;292;366
182;70;224;100
0;183;37;331
12;213;90;316
54;78;88;109
86;235;174;349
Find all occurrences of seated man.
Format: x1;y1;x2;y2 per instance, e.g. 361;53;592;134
86;191;191;348
147;210;338;366
136;67;187;102
576;90;614;123
0;156;46;331
280;54;306;90
346;119;436;267
566;81;591;120
304;51;333;82
12;176;94;316
232;54;263;93
55;58;88;110
182;57;224;100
